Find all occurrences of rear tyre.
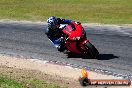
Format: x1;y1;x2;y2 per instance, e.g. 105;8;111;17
84;42;99;59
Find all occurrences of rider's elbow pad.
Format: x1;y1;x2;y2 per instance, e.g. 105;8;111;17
45;28;50;35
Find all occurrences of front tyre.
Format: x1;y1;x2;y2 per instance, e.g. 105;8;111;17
84;42;99;59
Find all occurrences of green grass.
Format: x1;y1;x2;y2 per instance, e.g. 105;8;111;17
0;0;132;24
0;75;26;88
0;74;66;88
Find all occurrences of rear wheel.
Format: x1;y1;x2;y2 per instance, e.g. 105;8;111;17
84;42;99;58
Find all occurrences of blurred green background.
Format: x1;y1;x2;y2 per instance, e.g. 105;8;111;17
0;0;132;24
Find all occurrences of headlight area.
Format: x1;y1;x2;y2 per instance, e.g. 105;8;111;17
72;37;81;40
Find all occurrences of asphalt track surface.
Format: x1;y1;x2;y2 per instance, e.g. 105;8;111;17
0;21;132;79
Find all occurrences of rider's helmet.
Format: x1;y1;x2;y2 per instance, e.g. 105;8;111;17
47;16;58;30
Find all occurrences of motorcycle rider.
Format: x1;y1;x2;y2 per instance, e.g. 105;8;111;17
45;16;77;51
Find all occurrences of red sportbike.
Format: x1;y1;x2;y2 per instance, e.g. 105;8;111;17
61;22;99;58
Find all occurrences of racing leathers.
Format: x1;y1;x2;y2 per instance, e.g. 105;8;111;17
45;18;75;51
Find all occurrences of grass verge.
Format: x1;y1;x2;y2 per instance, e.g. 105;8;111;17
0;66;67;88
0;0;132;24
0;74;66;88
0;75;26;88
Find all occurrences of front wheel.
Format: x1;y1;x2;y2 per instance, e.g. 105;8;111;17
84;42;99;59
